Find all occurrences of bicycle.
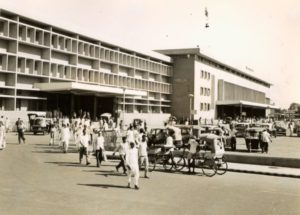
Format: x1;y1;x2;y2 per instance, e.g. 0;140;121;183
172;143;190;171
214;156;228;175
148;146;177;172
170;144;218;177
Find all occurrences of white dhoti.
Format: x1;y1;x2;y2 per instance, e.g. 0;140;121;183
128;166;140;186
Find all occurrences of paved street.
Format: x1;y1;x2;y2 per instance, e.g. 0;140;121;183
235;136;300;158
0;133;300;215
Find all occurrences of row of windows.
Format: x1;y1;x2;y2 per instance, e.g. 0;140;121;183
200;103;211;111
200;87;211;96
201;70;211;80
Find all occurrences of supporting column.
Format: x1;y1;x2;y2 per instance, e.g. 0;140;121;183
240;103;243;118
93;96;97;120
70;94;75;116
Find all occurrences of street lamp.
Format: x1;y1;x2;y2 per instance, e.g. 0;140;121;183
189;94;194;125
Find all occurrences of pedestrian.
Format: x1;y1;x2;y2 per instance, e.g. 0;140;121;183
49;119;56;146
261;129;271;153
113;136;128;174
95;131;105;167
79;129;91;165
60;124;71;153
288;122;294;137
16;119;26;144
187;136;199;174
0;121;6;150
4;117;10;133
138;134;149;178
126;142;140;189
126;124;138;145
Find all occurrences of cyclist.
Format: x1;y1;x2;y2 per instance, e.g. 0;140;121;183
187;136;200;174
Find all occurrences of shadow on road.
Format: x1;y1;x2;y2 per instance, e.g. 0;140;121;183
32;150;65;154
77;183;129;189
33;149;79;154
96;173;127;177
45;161;95;167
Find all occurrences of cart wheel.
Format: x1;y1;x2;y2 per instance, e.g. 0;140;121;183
202;158;217;177
215;157;228;175
163;155;175;171
174;156;186;171
148;155;157;172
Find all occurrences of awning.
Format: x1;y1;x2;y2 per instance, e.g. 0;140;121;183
33;82;147;97
216;100;279;109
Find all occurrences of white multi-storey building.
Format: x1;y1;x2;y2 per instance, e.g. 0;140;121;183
0;9;276;125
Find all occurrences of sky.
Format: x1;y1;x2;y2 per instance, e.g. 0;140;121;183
1;0;299;109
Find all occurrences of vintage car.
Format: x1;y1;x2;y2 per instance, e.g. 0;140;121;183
244;127;264;152
235;123;250;137
147;128;168;146
201;127;236;151
252;123;277;137
31;117;50;135
274;121;287;136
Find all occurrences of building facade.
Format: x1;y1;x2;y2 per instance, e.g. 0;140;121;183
156;48;275;122
0;9;173;126
0;9;275;125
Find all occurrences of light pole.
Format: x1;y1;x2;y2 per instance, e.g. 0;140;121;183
189;94;194;125
122;87;126;122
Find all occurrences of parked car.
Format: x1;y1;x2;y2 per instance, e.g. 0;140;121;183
201;127;236;151
235;123;250;137
274;121;287;136
252;123;277;137
172;125;207;144
32;117;50;135
295;120;300;137
147;128;168;147
244;127;264;152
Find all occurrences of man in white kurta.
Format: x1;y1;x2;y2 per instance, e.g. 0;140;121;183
0;121;6;150
61;124;71;153
126;142;140;189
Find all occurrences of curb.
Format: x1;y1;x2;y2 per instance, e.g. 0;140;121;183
226;168;300;178
224;154;300;168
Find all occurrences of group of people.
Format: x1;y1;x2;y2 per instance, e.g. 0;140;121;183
47;114;150;190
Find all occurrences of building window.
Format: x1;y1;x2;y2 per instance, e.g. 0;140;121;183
207;103;210;111
201;70;204;78
207;88;210;96
208;72;210;80
200;87;203;95
200;103;203;111
204;71;207;79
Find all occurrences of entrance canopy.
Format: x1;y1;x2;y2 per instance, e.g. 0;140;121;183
216;100;279;109
34;82;147;97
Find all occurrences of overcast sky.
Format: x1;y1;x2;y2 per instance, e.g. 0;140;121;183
1;0;299;108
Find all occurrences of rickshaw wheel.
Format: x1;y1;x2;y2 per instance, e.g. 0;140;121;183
174;156;186;171
148;155;157;172
202;158;217;177
215;157;228;175
163;155;175;171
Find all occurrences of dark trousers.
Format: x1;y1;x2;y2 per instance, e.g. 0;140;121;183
261;141;268;153
79;147;89;164
18;130;25;144
95;148;103;167
188;158;195;172
116;155;126;173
